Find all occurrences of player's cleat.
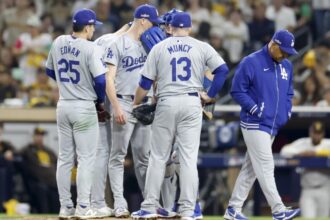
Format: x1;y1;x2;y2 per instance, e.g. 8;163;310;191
194;202;203;220
224;206;248;220
75;205;97;219
272;208;300;220
59;206;75;219
114;207;130;218
94;206;115;218
157;207;177;218
131;210;158;219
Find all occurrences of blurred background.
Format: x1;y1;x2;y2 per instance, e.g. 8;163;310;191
0;0;330;218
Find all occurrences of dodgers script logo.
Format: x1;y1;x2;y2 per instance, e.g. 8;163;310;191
122;53;147;72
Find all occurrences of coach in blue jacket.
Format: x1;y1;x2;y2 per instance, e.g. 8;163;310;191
224;30;300;220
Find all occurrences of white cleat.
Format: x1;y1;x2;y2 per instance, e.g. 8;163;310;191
94;206;115;218
59;206;75;219
75;206;97;219
114;207;130;218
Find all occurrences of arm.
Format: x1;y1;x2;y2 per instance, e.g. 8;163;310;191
280;139;313;157
133;75;153;106
93;73;106;103
105;64;126;124
230;61;259;116
207;64;229;98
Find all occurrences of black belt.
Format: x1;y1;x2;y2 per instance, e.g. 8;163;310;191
117;94;149;103
187;92;199;97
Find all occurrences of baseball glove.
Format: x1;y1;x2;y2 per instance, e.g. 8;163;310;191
95;103;110;122
132;103;157;125
140;26;166;54
203;103;215;120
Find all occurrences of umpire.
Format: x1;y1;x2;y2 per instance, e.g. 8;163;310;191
224;30;300;220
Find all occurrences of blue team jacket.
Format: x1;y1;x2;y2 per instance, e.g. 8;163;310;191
230;45;294;136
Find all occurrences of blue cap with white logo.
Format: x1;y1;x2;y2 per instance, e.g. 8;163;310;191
170;12;192;28
134;4;163;24
72;8;102;26
272;30;298;55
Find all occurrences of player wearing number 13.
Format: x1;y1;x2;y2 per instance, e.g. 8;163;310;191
132;12;229;219
45;9;107;219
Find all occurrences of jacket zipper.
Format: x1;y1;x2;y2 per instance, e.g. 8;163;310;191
271;63;279;135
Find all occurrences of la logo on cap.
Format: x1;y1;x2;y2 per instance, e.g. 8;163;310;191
291;40;294;47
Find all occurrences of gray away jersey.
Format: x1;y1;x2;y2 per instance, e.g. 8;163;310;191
103;34;151;96
95;33;118;55
141;36;225;97
46;35;107;101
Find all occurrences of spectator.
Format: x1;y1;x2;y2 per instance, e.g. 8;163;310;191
312;0;330;40
280;121;330;218
223;9;249;65
13;15;52;86
300;74;320;105
26;67;53;107
185;0;210;35
266;0;297;31
248;2;275;51
0;47;18;70
0;67;17;103
0;121;16;210
20;127;59;213
47;0;71;30
71;0;98;15
93;0;120;39
316;87;330;106
209;27;231;68
110;0;133;28
0;0;34;47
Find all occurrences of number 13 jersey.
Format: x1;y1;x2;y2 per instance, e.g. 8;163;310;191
141;36;225;97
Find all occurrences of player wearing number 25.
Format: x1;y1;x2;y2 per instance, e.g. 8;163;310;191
131;12;228;220
224;30;299;220
46;8;108;219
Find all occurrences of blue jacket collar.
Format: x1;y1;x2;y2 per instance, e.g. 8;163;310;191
262;44;275;64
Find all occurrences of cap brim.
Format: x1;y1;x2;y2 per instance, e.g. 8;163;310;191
280;46;298;55
149;17;164;25
94;20;103;26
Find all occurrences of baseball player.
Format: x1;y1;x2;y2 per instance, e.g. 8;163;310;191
131;12;229;220
158;9;211;219
104;4;163;218
224;30;300;220
45;9;107;219
90;23;130;218
280;121;330;218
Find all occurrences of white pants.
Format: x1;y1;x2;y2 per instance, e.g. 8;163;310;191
141;95;202;217
228;129;285;213
56;100;99;207
300;185;330;218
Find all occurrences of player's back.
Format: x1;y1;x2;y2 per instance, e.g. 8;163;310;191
150;36;223;97
48;35;103;101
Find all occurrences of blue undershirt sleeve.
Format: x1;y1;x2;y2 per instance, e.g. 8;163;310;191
207;64;229;98
139;75;153;90
93;73;106;103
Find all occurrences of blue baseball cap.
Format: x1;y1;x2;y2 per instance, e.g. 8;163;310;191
72;8;102;26
134;4;163;24
170;12;192;28
161;8;182;25
272;30;298;55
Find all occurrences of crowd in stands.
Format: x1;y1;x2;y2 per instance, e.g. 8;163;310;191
0;0;330;108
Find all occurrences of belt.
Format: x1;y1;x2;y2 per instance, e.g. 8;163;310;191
187;92;199;97
117;94;149;103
